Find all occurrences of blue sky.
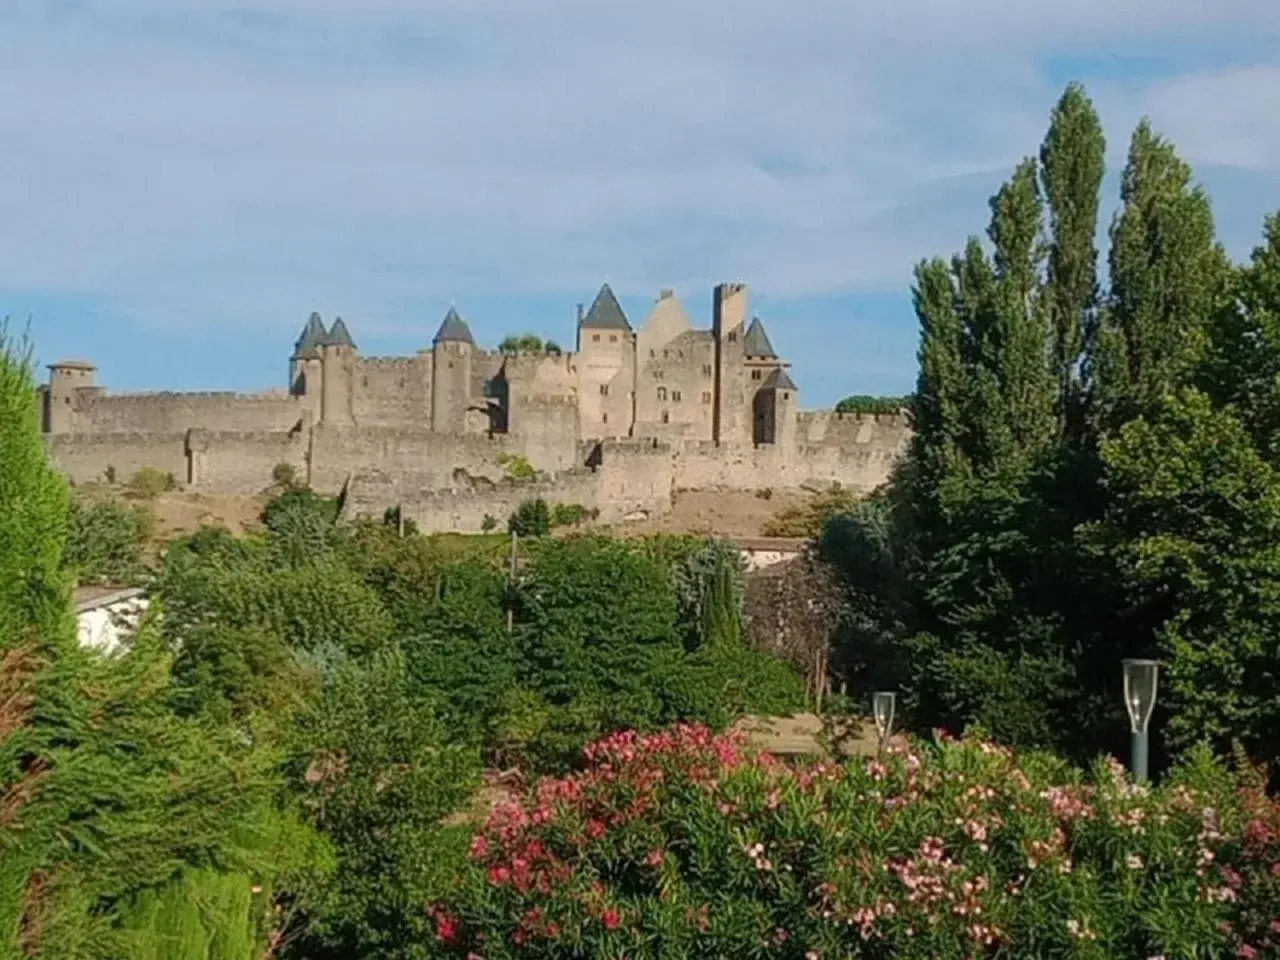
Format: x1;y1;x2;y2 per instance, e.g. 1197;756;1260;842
3;1;1279;408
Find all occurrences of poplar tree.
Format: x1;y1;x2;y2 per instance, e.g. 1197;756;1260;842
1092;121;1226;428
985;157;1054;458
1039;83;1105;438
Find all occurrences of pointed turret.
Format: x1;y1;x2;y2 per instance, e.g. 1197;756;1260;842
580;283;631;332
323;317;356;350
433;306;476;345
293;311;328;359
762;367;797;391
743;316;777;359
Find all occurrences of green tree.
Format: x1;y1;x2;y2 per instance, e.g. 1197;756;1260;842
0;325;72;650
1084;389;1280;767
285;648;479;960
497;333;544;354
63;495;153;586
1040;83;1106;437
697;540;742;652
1091;120;1228;430
508;498;551;537
823;89;1246;766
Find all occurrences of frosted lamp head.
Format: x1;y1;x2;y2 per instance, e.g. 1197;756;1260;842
1122;659;1159;735
872;691;896;742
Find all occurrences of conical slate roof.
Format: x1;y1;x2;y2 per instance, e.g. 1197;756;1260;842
743;316;777;359
323;317;357;349
433;306;476;345
762;367;797;391
580;283;631;332
293;311;328;359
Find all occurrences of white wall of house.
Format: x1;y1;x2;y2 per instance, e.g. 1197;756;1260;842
75;590;149;656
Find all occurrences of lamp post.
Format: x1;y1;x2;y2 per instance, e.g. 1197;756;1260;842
1122;659;1159;782
872;691;896;755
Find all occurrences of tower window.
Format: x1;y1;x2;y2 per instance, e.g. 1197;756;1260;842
602;413;608;423
783;392;790;400
661;411;670;423
592;334;600;342
599;383;609;396
657;387;667;401
702;391;712;403
610;334;618;343
727;331;737;342
672;390;682;402
702;364;712;376
751;369;762;380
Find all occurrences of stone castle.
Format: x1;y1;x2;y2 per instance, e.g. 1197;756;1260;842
42;283;909;532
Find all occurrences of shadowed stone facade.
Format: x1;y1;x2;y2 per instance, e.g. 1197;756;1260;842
41;283;910;532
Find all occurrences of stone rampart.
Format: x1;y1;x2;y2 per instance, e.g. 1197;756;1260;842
44;406;909;526
48;432;191;486
71;391;302;434
188;429;308;494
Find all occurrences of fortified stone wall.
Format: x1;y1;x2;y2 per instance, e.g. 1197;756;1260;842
508;395;580;473
351;355;432;426
307;426;517;493
187;429;308;494
68;391;302;434
343;438;676;534
344;469;605;535
671;411;910;492
46;409;907;508
48;431;191;486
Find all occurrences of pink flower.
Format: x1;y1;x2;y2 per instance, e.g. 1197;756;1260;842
586;819;606;839
645;849;664;867
469;835;489;860
433;911;460;945
601;908;620;931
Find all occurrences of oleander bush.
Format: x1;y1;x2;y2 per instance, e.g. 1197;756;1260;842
434;725;1280;960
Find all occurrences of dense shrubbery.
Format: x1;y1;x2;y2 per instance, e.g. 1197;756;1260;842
125;466;176;499
137;494;803;956
438;725;1280;960
62;495;153;584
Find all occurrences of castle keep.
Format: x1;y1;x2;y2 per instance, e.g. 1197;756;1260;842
42;283;909;532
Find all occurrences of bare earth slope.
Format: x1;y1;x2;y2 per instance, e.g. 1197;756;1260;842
136;488;805;541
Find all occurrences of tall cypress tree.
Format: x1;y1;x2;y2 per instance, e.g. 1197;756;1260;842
1040;84;1105;439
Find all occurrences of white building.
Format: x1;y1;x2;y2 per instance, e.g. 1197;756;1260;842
74;586;149;656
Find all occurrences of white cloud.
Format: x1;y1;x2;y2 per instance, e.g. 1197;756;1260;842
1;0;1279;341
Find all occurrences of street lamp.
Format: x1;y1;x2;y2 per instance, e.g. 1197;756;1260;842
1122;659;1159;782
872;691;896;755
